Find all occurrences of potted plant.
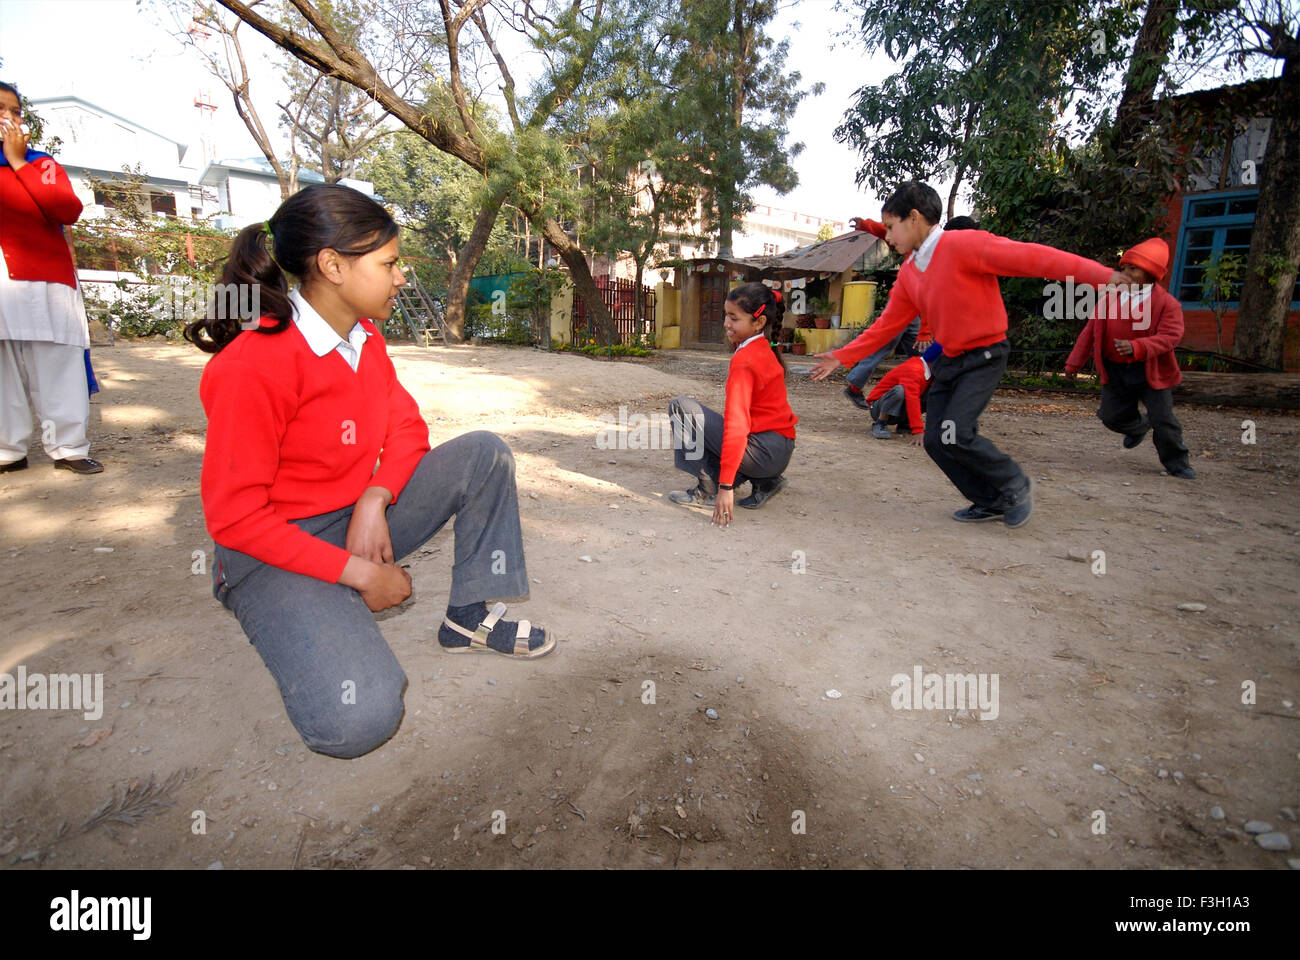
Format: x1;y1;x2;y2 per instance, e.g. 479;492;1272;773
810;295;833;328
791;330;807;355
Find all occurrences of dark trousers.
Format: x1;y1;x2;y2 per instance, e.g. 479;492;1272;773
922;340;1028;510
1099;361;1190;473
668;396;795;496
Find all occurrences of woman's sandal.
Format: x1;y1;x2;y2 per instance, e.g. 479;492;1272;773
439;602;556;659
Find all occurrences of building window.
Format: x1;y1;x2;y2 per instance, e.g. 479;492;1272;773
1173;190;1300;305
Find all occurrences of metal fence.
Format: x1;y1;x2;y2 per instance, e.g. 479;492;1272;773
571;276;656;345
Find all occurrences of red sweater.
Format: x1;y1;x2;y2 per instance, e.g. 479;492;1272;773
833;231;1113;367
867;356;931;434
0;152;83;287
720;339;797;485
199;319;431;583
1065;282;1184;390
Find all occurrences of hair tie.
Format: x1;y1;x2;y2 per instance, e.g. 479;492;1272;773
753;304;766;319
773;290;782;304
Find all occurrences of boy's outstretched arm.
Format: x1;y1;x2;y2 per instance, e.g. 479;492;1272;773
977;234;1120;287
809;283;920;381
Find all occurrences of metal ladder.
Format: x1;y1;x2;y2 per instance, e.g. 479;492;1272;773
393;271;448;346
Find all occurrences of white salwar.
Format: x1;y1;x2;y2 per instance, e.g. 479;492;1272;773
0;245;93;463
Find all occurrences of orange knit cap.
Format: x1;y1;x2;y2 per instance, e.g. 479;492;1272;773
1120;238;1169;281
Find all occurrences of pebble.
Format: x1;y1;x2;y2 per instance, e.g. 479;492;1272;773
913;753;924;763
1047;828;1059;838
267;782;277;791
1210;806;1225;821
207;861;224;870
825;689;842;700
1280;807;1298;823
371;804;381;814
93;546;114;553
1172;771;1184;782
1255;832;1292;852
684;757;693;765
1091;763;1106;773
694;692;703;699
578;555;592;563
1177;602;1207;612
1158;768;1171;779
1244;820;1273;834
705;708;718;720
770;582;778;589
486;678;496;686
967;773;982;781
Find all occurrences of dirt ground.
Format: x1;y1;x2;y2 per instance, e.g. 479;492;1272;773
2;341;1298;870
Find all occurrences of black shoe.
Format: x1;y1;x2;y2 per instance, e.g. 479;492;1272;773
54;457;104;475
669;487;715;507
952;504;1004;522
1168;466;1196;479
1123;426;1149;449
738;475;787;510
1003;484;1034;528
0;457;28;473
843;386;870;410
870;421;892;439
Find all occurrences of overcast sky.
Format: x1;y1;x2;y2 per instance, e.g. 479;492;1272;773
1;0;962;221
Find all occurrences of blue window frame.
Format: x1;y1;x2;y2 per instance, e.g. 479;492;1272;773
1172;190;1300;307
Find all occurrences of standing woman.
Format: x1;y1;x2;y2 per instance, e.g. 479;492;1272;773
0;80;102;475
667;282;797;525
188;183;554;760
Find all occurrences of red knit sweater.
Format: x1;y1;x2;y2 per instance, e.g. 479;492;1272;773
1064;282;1184;390
0;152;82;287
199;319;431;583
866;356;931;434
832;231;1113;366
720;339;797;485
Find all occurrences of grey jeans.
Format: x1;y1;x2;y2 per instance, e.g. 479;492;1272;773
211;431;529;759
869;383;909;428
668;395;795;496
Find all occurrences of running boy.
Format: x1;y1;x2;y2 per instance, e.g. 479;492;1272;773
811;181;1123;527
1064;238;1194;478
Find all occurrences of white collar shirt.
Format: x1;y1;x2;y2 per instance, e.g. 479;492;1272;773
289;288;368;372
910;223;945;273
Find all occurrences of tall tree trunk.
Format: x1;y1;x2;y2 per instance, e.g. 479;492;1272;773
1235;48;1300;368
1112;0;1179;154
537;215;616;343
443;184;508;343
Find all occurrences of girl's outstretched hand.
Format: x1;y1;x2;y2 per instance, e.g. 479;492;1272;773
909;433;924;447
712;488;735;528
809;353;840;382
347;486;395;564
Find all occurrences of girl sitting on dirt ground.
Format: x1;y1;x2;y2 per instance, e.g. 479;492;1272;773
186;183;554;760
667;282;797;527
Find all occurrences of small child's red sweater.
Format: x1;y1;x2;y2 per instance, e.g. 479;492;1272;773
833;230;1113;366
866;356;931;434
720;339;797;485
199;320;431;583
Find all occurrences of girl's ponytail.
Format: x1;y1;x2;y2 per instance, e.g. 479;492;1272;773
184;221;292;353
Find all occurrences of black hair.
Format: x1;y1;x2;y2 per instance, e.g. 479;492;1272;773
945;215;980;231
185;183;399;354
726;281;786;371
881;181;942;226
0;81;20;101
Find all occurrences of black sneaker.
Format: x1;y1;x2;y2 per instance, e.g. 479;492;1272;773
870;422;892;439
844;386;871;410
738;475;787;510
952;504;1004;522
669;487;715;507
1168;466;1196;479
1003;484;1034;528
1123;426;1149;449
0;457;28;473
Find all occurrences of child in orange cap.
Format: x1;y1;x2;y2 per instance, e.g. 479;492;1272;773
1064;238;1194;479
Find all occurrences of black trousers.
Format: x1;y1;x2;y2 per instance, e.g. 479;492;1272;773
922;340;1028;510
668;396;795;496
1099;361;1190;473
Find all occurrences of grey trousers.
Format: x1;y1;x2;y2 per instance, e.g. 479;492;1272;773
869;384;909;428
668;395;795;496
211;431;528;758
